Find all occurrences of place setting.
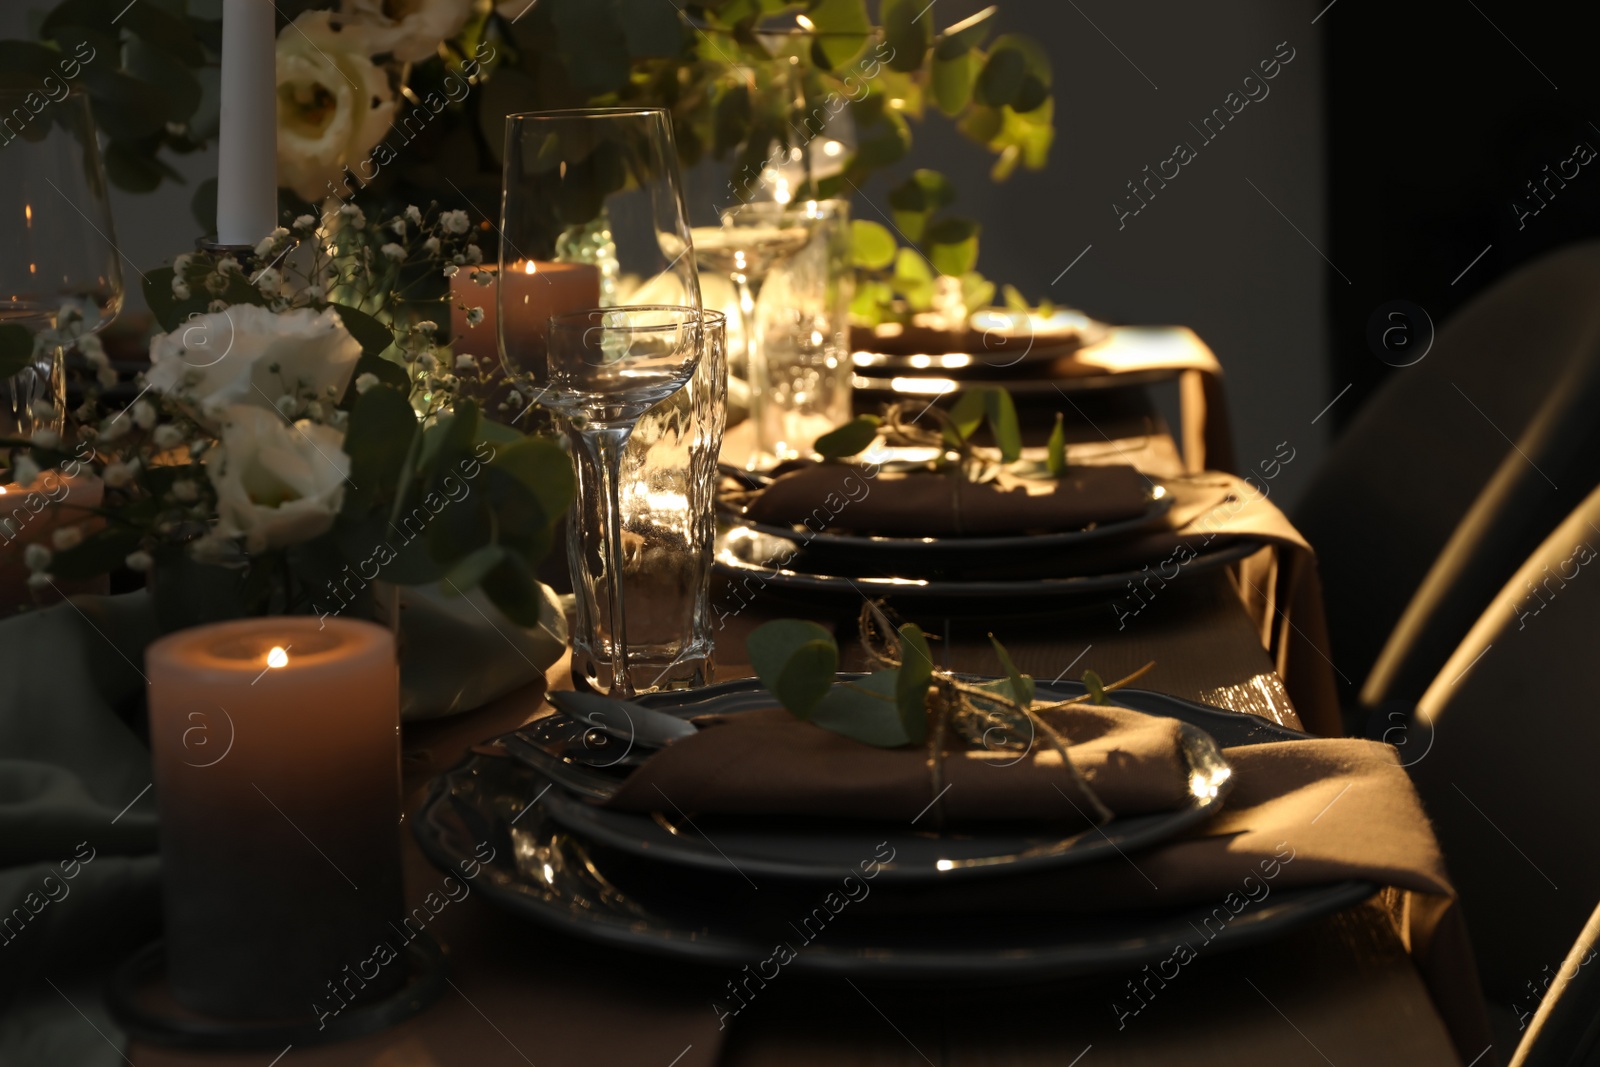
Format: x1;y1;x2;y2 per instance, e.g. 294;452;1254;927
0;1;1561;1065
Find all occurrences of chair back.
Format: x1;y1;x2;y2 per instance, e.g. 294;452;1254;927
1409;480;1600;1005
1294;241;1600;713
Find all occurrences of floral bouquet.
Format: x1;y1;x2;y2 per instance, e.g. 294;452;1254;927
6;203;572;639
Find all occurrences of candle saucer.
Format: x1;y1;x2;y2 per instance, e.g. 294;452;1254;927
105;933;448;1050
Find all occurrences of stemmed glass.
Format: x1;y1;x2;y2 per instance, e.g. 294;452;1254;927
0;90;124;438
545;307;706;698
691;201;817;468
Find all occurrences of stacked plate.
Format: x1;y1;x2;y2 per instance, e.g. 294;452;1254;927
713;470;1255;611
413;677;1372;980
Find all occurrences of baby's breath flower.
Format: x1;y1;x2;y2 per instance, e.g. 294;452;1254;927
355;372;379;394
13;456;40;484
405;205;423;226
23;544;51;572
455;353;476;372
339;203;367;230
293;214;317;232
381;243;406;261
440;209;471;235
442;263;460;278
132;400;157;429
464;245;483;265
51;525;82;551
172;479;199;502
415;320;438;335
102;460;137;488
125;550;154;572
466;307;485;327
171;278;192;301
423;237;441;255
96;365;118;389
473;271;493;287
389;218;407;237
152;424;185;450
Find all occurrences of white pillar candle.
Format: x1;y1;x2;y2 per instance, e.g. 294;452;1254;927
146;617;404;1019
216;0;279;247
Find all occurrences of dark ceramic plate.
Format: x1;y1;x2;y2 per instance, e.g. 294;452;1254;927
505;675;1238;884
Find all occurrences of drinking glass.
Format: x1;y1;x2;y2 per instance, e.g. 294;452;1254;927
0;90;123;437
747;199;853;462
545;307;710;698
498;107;700;388
691;201;817;469
501;108;727;696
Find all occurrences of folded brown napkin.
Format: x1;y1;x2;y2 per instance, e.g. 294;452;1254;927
604;702;1195;826
739;461;1152;537
832;736;1491;1064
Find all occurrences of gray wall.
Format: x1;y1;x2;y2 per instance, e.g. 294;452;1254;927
883;0;1330;505
12;0;1331;503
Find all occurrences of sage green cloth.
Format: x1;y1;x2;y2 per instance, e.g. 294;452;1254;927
0;594;161;1067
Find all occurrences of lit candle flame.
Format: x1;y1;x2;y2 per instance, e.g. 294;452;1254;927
523;261;537;275
266;647;289;669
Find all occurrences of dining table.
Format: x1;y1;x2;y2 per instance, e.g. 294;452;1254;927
127;347;1472;1067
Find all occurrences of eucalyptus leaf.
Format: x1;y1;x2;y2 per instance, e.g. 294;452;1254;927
806;0;871;70
987;633;1034;706
747;619;838;719
931;51;976;115
926;215;979;276
481;550;546;627
881;0;930;72
488;436;574;525
1047;412;1067;476
850;219;897;270
944;388;987;442
892;247;933;309
442;543;505;595
895;623;932;743
809;670;912;747
814;414;880;460
1083;669;1109;705
984;386;1022;462
974;47;1025;108
342;385;419;512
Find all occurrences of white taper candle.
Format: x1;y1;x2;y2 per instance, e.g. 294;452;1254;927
216;0;279;247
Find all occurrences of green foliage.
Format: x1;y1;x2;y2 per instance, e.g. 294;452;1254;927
1047;412;1067;477
813;413;880;459
748;619;840;719
940;386;1018;461
1082;669;1109;705
895;623;932;742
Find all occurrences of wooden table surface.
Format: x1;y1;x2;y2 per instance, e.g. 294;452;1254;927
131;399;1464;1067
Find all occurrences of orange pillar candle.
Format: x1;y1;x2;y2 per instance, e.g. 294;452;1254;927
145;617;405;1019
450;259;601;371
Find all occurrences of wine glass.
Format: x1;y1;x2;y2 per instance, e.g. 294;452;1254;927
498;107;700;389
545;306;707;698
0;90;124;439
691;200;820;469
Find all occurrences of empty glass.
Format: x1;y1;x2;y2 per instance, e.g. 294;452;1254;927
0;90;123;437
747;199;853;463
546;307;724;698
691;201;817;469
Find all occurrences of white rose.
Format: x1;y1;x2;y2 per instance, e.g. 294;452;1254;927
208;405;351;553
145;305;363;427
336;0;473;63
276;11;396;203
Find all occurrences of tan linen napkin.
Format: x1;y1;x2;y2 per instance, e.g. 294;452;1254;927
604;702;1195;825
740;461;1152;537
1047;326;1235;474
835;736;1492;1064
959;473;1339;737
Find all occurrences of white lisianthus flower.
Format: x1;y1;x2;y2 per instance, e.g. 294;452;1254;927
146;305;363;427
439;210;471;235
276;11;396;203
207;405;352;553
335;0;473;63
